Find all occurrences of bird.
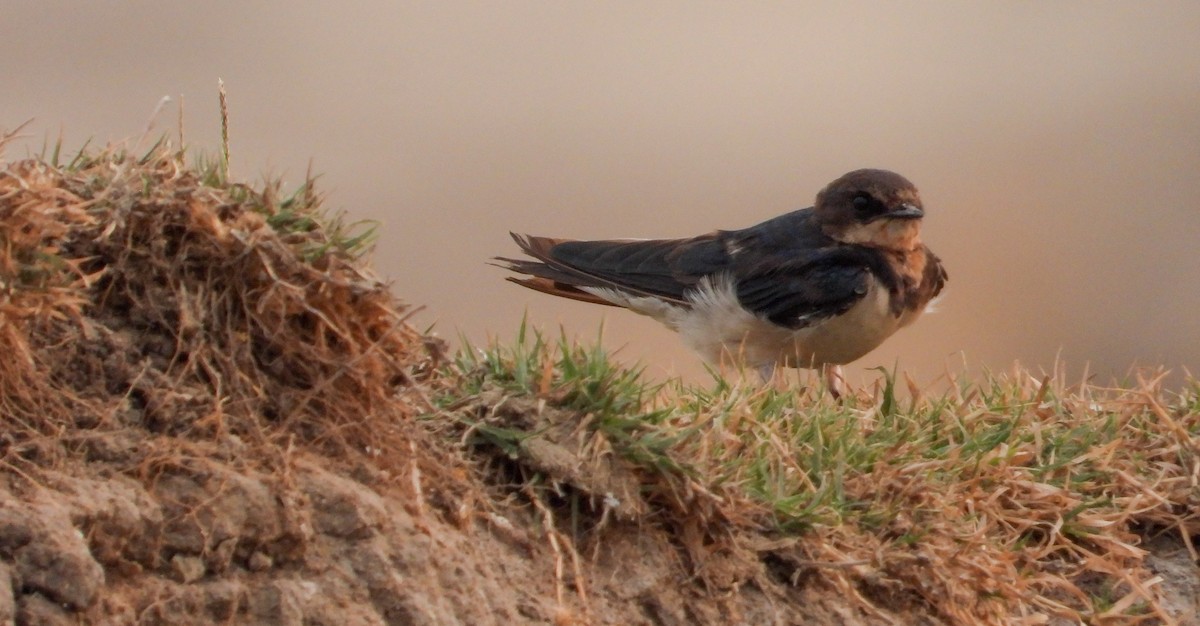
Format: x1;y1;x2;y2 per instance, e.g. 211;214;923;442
494;169;947;395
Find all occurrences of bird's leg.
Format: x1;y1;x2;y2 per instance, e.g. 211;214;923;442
823;364;845;400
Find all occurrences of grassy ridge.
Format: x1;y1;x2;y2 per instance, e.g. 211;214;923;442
440;324;1199;623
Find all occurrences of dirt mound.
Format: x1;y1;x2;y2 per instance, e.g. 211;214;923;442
0;141;486;624
0;131;1196;626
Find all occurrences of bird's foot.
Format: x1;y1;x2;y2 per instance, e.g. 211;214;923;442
823;364;846;400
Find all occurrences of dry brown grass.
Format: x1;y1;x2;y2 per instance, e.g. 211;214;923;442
0;128;462;501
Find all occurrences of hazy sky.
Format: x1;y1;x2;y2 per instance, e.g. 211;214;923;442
4;2;1198;388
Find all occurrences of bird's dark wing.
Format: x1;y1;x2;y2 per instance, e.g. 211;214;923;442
496;207;834;307
720;206;830;253
734;247;873;329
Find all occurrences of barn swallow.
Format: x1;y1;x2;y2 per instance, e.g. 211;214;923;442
495;169;947;394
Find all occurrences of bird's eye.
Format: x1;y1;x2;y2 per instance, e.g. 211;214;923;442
851;192;882;217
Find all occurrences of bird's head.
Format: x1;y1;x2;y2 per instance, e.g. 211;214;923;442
814;169;926;252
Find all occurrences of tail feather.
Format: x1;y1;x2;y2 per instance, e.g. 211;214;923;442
493;233;622;306
494;233;609;287
502;276;619;307
497;231;725;307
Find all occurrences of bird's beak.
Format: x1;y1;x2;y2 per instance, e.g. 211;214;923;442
886;203;924;220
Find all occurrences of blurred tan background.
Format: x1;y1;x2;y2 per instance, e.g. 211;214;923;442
3;2;1198;388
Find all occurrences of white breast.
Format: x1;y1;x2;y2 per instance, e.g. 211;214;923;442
585;275;921;370
778;279;906;367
